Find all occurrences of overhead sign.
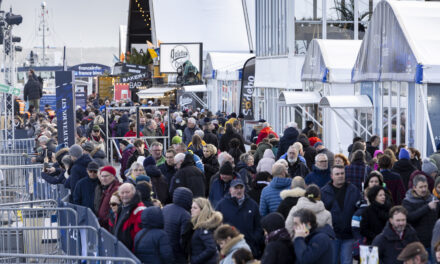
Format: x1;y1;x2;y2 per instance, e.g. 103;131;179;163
120;72;151;83
177;90;204;111
55;71;76;148
69;63;111;77
0;84;20;96
239;57;256;120
160;43;202;73
122;63;148;74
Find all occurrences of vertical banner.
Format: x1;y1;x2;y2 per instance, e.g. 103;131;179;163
56;71;76;148
75;85;87;110
239;57;256;120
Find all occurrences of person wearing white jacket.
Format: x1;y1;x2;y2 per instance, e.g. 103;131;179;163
256;149;275;174
285;184;332;236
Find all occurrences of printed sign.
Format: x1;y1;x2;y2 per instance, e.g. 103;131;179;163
40;95;57;112
239;57;256;120
69;63;110;77
122;63;148;74
0;83;20;96
160;43;202;73
177;90;204;111
121;72;151;83
114;83;131;101
55;71;76;148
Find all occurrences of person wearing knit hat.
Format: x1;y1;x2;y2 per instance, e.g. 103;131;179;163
397;241;428;262
422;158;438;177
64;143;93;195
172;135;182;145
434;177;440;200
95;165;121;229
209;161;237;207
392;148;417;189
82;141;95;153
399;148;410;160
260;212;295;264
100;165;117;177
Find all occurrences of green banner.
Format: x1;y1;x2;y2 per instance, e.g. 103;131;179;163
0;84;20;96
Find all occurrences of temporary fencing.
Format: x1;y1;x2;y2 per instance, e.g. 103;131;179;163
0;138;142;263
0;138;35;154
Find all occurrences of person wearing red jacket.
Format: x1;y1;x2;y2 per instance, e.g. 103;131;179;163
113;183;147;251
256;123;278;144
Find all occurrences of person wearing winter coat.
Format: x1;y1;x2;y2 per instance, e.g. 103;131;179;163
321;165;361;264
127;139;150;170
23;70;43;111
256;149;275;174
114;183;147;250
144;162;170;205
276;122;299;160
429;143;440;173
183;117;201;146
189;198;223;264
315;142;335;168
260;212;295;264
159;149;177;185
124;122;144;138
215;179;264;258
286;184;332;237
163;187;193;264
134;206;174;264
372;206;419;264
256;123;278;145
119;140;136;180
170;153;205;198
64;144;92;193
202;144;219;193
292;208;335;264
276;176;306;219
345;149;372;192
247;172;271;205
377;155;405;205
360;185;391;245
392;148;417;190
298;134;317;169
285;145;309;178
228;138;244;168
116;114;130;137
214;224;251;264
94;166;122;230
259;163;292;217
209;162;238;208
73;161;100;211
219;123;246;153
202;119;219;149
402;174;439;249
235;153;255;191
253;138;272;165
304;153;331;188
351;195;369;261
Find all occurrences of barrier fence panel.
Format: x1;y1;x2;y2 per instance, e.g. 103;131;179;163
0;199;58;208
0;253;139;264
0;138;36;154
0;154;31;166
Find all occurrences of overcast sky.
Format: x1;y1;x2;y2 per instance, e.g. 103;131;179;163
2;0;128;49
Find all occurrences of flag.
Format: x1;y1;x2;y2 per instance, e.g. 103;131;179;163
119;52;125;62
148;48;158;58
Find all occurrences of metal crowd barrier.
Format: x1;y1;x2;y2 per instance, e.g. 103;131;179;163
0;253;138;264
0;153;32;166
0;164;66;204
0;138;36;154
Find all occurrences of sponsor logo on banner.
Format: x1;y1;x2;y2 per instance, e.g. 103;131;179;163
239;57;256;120
170;45;190;70
55;71;76;147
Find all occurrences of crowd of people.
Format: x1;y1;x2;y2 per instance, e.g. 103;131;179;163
26;94;440;264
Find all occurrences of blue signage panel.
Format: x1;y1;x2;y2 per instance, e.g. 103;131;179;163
56;71;76;148
69;63;110;77
40;95;57;112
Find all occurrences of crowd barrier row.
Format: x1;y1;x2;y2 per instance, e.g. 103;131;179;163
0;138;141;264
0;138;35;154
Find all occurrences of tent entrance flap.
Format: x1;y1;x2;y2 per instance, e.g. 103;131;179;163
319;95;373;138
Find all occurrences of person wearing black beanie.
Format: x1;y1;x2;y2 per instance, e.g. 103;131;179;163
260;212;296;264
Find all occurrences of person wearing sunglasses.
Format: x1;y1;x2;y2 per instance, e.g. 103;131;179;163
108;191;122;233
72;161;100;211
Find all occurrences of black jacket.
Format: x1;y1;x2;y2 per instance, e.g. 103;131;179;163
127;149;149;170
392;159;416;190
190;212;222;264
202;154;219;193
203;130;219;149
372;222;419;264
402;190;439;247
170;153;205;198
276;188;306;219
286;158;309;178
219;127;245;153
116;114;130;137
360;201;390;244
23;74;42;101
276;127;299;160
260;228;295;264
298;136;317;169
158;162;176;185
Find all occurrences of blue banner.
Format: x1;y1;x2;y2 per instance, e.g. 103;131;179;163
40;95;57;112
56;71;76;148
69;63;110;77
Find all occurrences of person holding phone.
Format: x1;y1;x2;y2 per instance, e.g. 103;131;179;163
292;208;335;264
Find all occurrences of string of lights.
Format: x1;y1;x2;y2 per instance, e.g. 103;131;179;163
134;0;151;30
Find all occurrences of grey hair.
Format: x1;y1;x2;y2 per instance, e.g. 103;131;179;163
218;152;233;167
174;153;186;163
412;174;427;187
315;153;327;162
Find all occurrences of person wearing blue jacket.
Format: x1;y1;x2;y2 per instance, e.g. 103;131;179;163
292;208;335;264
163;187;193;264
209;161;237;207
259;163;292;217
134;206;174;264
216;178;264;259
305;154;331;188
73;161;100;211
64;144;92;194
321;165;361;264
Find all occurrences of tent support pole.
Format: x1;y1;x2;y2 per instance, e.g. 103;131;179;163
329;108;372;138
418;85;436;153
341;108;372;137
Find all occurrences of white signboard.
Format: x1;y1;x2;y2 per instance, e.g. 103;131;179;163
160;43;202;73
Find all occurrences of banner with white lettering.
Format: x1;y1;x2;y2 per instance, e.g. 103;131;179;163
56;71;76;148
239;57;256;120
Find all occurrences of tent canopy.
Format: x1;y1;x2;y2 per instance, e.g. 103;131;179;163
319;95;372;109
137;87;175;98
183;84;207;92
278;91;321;105
203;52;254;80
302;39;362;83
353;1;440;83
151;0;252;57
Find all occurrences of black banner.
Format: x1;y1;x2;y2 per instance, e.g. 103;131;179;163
177;90;204;111
122;63;148;74
55;71;76;148
239;57;256;120
121;72;150;83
